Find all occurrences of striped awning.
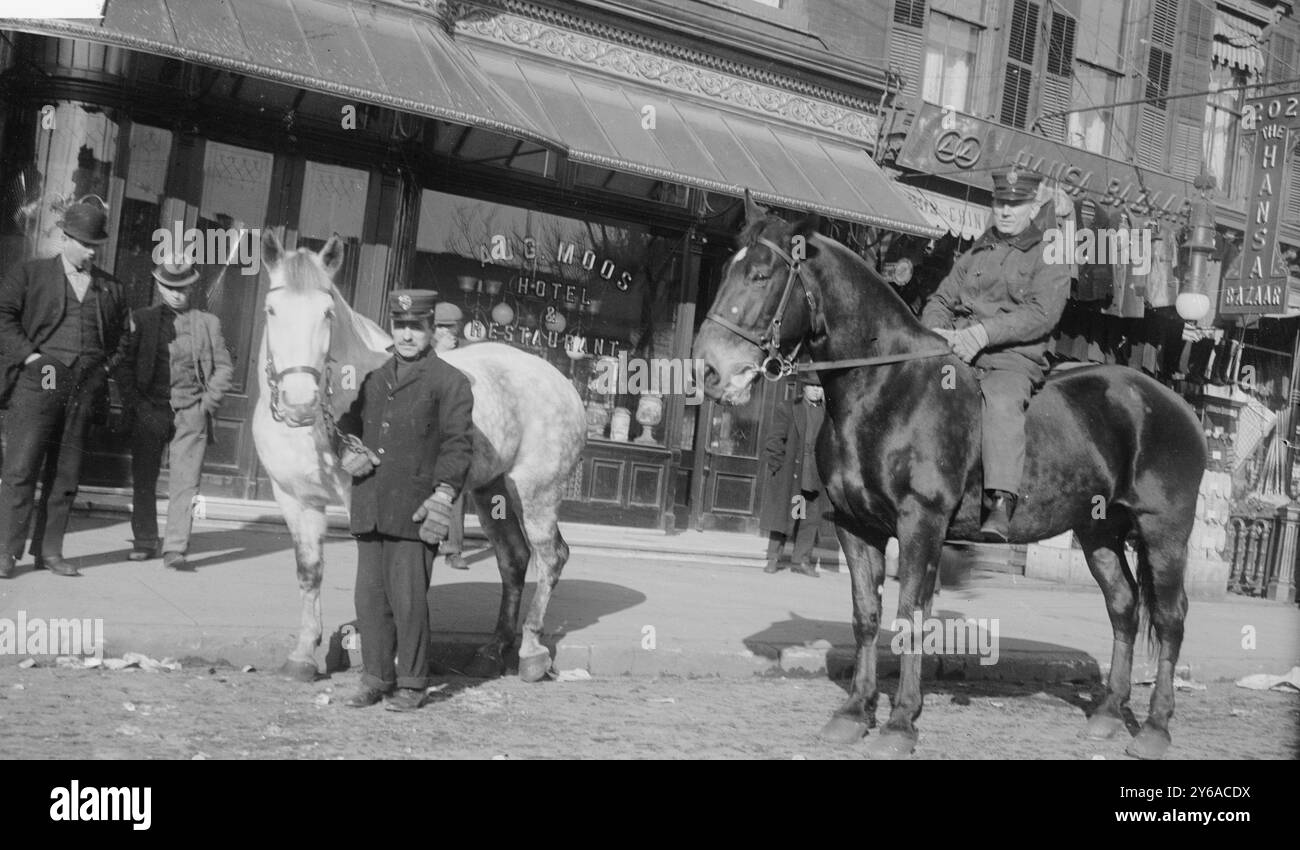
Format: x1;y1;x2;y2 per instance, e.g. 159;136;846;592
473;50;942;236
1213;13;1267;74
1;0;559;148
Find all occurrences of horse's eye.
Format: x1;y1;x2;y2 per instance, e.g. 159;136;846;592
324;308;335;321
266;306;275;316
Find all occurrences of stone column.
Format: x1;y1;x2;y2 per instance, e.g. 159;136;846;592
1268;504;1299;603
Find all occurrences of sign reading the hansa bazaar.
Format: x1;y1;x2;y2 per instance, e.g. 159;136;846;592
898;102;1199;225
1220;92;1299;316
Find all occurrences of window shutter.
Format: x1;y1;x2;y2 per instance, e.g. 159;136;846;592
893;0;926;28
1270;32;1297;85
1041;12;1076;140
1001;65;1033;128
1135;0;1179;171
1000;0;1039;129
1170;1;1214;180
890;0;927;97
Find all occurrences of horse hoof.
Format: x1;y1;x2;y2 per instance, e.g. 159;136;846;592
465;649;505;679
818;716;869;745
863;730;915;760
1082;713;1125;740
1125;725;1171;760
518;649;552;683
278;659;318;683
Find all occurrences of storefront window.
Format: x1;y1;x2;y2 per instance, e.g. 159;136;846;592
2;101;121;263
195;140;273;394
412;190;683;446
296;160;369;305
115;123;173;310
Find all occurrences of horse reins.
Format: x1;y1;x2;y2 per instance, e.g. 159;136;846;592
706;236;946;381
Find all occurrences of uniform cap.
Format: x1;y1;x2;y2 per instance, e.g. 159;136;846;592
991;165;1045;202
388;289;438;320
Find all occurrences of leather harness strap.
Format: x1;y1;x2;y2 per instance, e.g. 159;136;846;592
705;236;947;379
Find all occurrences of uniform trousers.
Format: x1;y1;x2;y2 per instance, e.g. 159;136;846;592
354;533;436;691
975;358;1043;494
0;357;105;560
131;399;208;554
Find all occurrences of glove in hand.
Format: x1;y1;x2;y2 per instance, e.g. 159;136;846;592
339;437;381;478
413;485;457;546
951;324;989;363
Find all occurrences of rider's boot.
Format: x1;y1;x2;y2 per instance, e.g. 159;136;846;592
979;490;1017;543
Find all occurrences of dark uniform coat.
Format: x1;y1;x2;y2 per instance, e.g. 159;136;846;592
920;223;1070;372
760;396;825;536
338;351;474;540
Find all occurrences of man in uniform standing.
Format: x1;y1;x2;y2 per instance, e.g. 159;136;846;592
921;166;1070;541
337;290;474;711
0;200;131;578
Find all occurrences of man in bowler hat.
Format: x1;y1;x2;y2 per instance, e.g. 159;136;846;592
921;165;1070;541
337;290;474;711
117;258;234;570
0;200;131;578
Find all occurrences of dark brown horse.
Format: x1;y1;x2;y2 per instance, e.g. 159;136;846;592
693;196;1206;759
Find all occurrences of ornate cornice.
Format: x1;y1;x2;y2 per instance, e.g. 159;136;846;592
445;0;881;144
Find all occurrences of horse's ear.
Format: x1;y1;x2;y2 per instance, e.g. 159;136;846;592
261;227;284;268
744;189;765;226
320;233;345;277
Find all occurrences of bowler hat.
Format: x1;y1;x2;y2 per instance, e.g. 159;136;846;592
388;289;438;320
59;200;110;244
152;257;200;288
433;302;463;325
990;165;1045;203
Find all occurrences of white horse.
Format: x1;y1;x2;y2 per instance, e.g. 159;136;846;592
252;230;586;683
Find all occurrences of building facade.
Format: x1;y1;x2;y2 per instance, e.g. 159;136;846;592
0;0;939;532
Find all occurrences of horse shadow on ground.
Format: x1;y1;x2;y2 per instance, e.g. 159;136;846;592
324;574;647;684
743;611;1118;725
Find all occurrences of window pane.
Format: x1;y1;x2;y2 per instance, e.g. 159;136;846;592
1076;0;1126;68
923;13;977;112
1068;64;1117;154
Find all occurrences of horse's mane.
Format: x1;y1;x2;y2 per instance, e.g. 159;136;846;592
740;211;929;336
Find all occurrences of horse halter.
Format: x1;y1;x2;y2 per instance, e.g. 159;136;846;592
705;236;813;382
263;291;336;431
706;235;949;379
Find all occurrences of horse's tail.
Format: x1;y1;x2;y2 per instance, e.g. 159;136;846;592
1133;537;1158;656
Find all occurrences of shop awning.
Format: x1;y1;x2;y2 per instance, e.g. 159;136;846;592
1213;13;1268;75
473;50;942;236
2;0;558;148
892;184;990;240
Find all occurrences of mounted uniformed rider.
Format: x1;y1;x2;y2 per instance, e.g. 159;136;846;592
921;165;1070;541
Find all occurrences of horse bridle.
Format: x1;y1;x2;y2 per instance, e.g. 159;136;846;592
263;290;338;434
705;236;946;380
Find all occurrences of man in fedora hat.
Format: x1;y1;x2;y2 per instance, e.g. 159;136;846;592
116;257;233;570
336;289;474;711
921;165;1070;541
0;199;131;578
